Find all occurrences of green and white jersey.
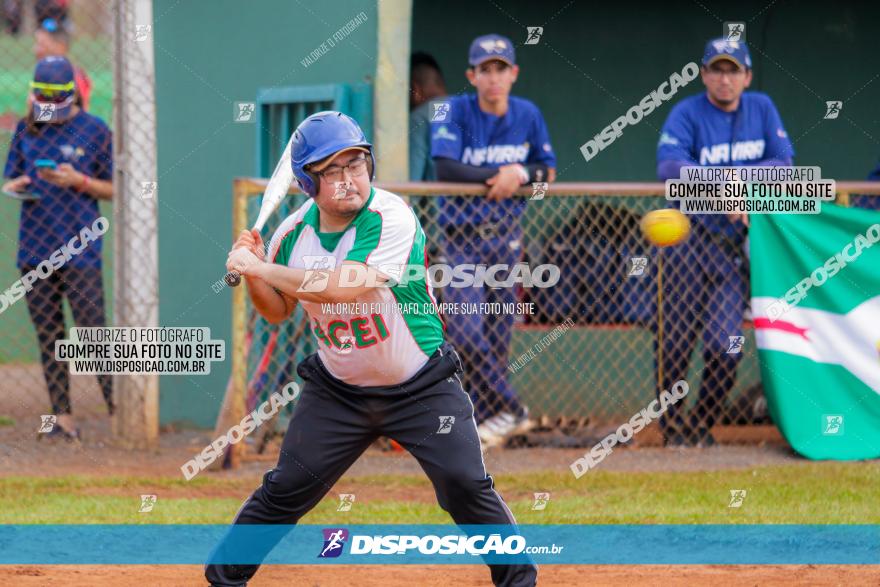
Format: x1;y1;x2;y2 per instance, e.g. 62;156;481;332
267;187;444;387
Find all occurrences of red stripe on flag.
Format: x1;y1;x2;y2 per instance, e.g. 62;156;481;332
753;317;810;340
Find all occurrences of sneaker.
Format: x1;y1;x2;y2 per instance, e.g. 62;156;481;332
38;425;81;443
508;408;534;436
477;409;533;448
477;415;506;448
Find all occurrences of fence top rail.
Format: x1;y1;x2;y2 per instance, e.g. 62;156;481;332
232;178;880;197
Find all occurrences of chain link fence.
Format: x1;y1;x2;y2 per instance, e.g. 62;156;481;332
226;182;880;456
0;0;158;445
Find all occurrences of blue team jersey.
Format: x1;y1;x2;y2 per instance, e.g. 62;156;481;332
4;111;112;269
431;94;556;226
657;91;794;241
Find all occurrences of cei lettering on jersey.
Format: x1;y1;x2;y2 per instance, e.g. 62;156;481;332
313;314;390;350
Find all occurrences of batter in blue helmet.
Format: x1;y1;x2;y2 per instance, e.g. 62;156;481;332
215;111;537;587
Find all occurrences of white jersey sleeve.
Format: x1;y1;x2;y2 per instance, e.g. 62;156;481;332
343;190;416;281
266;200;314;266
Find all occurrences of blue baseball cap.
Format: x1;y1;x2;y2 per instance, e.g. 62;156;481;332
31;56;76;121
468;34;516;67
702;38;752;70
33;56;75;87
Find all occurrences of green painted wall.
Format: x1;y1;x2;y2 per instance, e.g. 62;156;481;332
412;0;880;181
154;0;879;427
154;0;377;428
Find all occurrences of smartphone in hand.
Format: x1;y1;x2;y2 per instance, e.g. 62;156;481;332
35;159;59;170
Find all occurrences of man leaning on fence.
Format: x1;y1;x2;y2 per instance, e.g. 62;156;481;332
430;33;556;448
654;39;794;447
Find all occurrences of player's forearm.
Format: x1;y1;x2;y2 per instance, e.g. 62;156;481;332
524;163;551;183
436;157;551;187
245;275;292;324
434;158;496;182
250;263;370;305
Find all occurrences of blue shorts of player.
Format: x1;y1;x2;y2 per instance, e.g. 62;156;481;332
651;224;748;438
441;222;524;423
21;264;113;415
205;342;537;587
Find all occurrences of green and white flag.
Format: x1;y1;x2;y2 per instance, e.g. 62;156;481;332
750;203;880;460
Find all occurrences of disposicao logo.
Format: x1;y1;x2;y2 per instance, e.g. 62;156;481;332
319;528;349;558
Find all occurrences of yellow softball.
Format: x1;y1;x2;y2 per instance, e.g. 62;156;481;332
640;208;691;247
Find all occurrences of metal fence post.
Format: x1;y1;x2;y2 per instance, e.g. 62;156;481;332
208;179;249;469
111;0;159;448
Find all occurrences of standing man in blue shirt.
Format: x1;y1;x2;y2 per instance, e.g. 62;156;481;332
656;39;794;447
431;34;556;447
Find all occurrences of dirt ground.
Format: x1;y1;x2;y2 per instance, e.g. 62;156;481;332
3;367;877;587
3;564;879;586
0;363;801;480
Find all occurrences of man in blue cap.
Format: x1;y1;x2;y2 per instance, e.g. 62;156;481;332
431;34;556;448
655;39;794;446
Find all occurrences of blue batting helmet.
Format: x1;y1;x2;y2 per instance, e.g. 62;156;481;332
291;111;374;197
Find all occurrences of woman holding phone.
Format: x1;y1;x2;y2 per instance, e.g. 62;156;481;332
2;56;114;441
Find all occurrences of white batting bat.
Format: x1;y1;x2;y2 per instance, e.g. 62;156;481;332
225;133;297;287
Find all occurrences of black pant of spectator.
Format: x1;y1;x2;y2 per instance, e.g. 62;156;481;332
21;264;113;415
651;229;748;444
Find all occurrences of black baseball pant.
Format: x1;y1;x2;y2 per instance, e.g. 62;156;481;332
21;264;114;415
205;342;537;586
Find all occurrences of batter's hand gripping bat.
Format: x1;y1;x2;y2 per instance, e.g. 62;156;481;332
224;134;296;287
